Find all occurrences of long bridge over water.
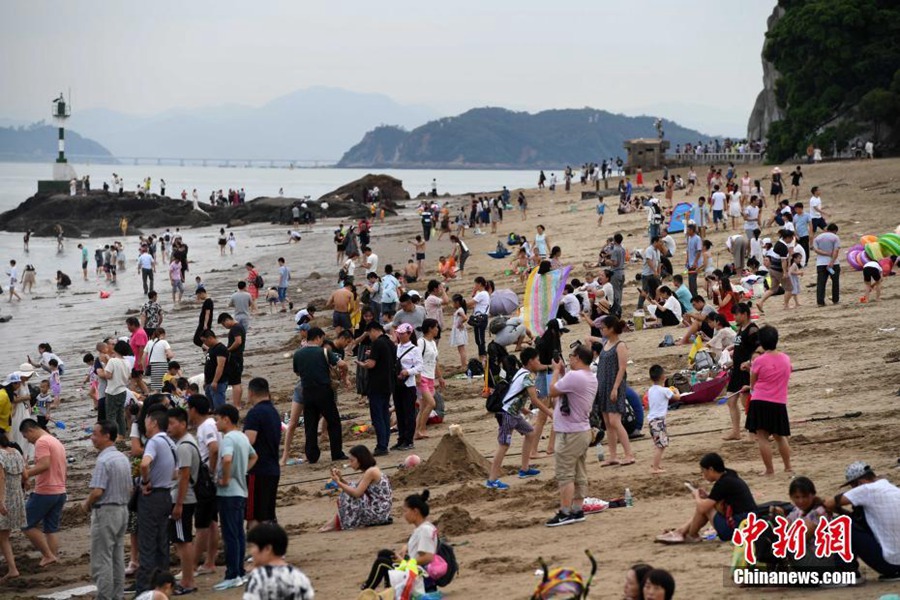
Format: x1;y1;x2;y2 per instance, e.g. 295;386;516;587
62;154;340;168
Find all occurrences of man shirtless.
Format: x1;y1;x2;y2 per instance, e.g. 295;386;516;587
326;281;355;334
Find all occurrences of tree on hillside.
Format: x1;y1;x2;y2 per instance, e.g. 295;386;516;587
763;0;900;161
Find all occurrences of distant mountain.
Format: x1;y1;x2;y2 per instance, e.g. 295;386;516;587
337;108;710;169
0;123;114;163
67;87;438;162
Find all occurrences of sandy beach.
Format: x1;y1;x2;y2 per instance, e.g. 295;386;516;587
4;158;900;599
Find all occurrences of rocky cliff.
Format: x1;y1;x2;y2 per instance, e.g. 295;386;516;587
747;5;786;141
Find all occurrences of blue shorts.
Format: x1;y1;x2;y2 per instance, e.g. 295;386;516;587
277;287;288;302
713;210;724;222
24;492;67;533
292;380;304;404
596;205;606;215
713;511;748;541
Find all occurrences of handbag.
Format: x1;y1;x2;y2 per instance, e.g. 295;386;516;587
467;312;487;328
388;569;425;600
324;348;341;391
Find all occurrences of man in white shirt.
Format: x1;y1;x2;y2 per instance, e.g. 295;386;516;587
137;248;156;295
826;462;900;579
558;284;581;324
7;259;22;302
743;196;761;240
362;247;379;275
808;186;830;233
710;185;727;231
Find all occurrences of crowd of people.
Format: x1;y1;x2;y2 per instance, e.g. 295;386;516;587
2;159;899;599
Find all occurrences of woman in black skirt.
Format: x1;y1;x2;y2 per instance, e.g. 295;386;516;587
743;325;793;476
723;303;759;440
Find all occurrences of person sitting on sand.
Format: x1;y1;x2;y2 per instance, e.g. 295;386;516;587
655;452;757;544
676;295;716;344
320;445;392;532
135;569;175;600
641;286;682;327
824;462;900;579
705;313;736;361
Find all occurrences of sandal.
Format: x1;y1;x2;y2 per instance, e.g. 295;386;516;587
619;458;636;466
600;460;620;468
655;531;685;544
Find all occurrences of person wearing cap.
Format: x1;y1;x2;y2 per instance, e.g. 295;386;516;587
193;286;214;348
825;462;900;579
10;365;36;456
392;323;423;451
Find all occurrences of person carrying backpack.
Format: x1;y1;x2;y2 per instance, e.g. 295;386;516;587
485;348;553;490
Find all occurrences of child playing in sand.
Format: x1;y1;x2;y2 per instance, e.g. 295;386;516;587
786;252;803;308
35;379;53;429
438;256;457;281
265;286;279;312
47;359;61;408
647;364;679;474
510;248;529;283
450;294;468;368
162;360;181;389
861;259;884;303
596;196;606;226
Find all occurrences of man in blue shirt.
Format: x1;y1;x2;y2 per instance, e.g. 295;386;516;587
685;224;703;295
672;274;694;314
276;257;290;312
792;203;812;266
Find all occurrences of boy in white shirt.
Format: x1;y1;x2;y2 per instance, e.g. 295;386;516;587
647;365;680;474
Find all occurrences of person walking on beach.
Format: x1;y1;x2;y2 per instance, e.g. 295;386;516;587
229;280;253;332
218;312;246;409
19;418;67;568
6;260;21;302
194;286;214;348
813;223;841;306
78;243;89;280
137;246;155;295
83;421;131;600
277;257;290;312
140;291;164;339
169;256;183;305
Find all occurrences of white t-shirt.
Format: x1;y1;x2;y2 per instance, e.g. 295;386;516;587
196;416;221;464
104;357;131;395
137;253;154;270
365;253;379;274
417;338;438;379
408;521;438;558
842;479;900;564
744;205;760;230
809;196;822;219
8;266;18;286
863;261;883;273
599;282;614;302
147;339;171;364
561;293;580;316
662;295;683;321
642;246;660;277
473;290;490;315
711;191;726;211
647;384;673;421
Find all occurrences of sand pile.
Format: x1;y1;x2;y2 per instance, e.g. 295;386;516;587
399;431;491;486
435;506;487;536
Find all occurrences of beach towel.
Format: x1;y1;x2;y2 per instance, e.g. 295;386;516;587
522;265;571;336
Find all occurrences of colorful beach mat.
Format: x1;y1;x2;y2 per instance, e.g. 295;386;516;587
522;265;571;336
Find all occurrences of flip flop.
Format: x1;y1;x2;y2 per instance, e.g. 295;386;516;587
620;459;636;466
655;531;685;544
600;460;621;468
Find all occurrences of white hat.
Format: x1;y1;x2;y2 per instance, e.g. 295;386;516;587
762;237;772;245
649;197;659;204
18;363;36;375
2;373;21;386
408;290;421;299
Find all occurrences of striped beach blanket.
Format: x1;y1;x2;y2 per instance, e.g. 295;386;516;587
522;265;571;336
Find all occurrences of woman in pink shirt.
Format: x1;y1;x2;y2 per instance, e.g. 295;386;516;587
743;325;792;476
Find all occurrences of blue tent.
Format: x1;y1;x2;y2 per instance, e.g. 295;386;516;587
668;202;693;233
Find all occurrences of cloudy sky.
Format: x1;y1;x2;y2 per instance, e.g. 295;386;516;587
2;0;776;135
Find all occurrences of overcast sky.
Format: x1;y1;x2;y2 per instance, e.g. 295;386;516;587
2;0;776;135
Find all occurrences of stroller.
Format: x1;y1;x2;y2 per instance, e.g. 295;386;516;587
531;550;598;599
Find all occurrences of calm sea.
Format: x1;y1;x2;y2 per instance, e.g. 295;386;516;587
0;162;540;214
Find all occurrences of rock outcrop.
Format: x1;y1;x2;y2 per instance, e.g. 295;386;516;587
318;173;409;207
0;190;377;237
747;5;786;141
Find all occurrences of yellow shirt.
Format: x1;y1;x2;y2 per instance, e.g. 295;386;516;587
0;388;11;431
